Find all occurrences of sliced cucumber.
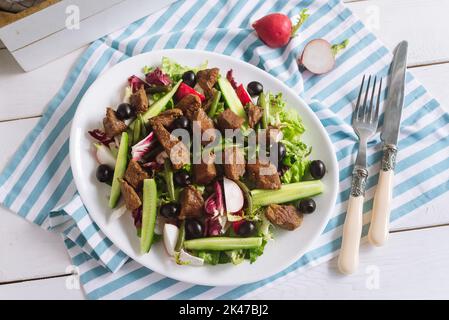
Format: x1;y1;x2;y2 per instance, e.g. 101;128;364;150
108;132;129;208
141;80;182;122
132;117;141;144
258;92;269;129
141;179;158;254
207;90;222;118
175;220;185;252
184;237;262;251
251;180;324;207
217;77;246;120
164;160;176;202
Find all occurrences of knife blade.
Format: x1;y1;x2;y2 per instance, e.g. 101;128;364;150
380;41;408;145
368;41;409;247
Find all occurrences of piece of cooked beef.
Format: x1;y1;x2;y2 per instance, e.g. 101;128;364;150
179;186;204;219
194;152;217;185
130;86;149;114
176;94;201;120
246;103;263;128
120;179;142;211
266;125;282;145
196;68;219;97
217;109;245;131
192;108;216;144
149;108;183;128
246;160;281;190
151;123;189;170
124;160;149;190
223;147;245;180
265;204;303;230
103;107;127;138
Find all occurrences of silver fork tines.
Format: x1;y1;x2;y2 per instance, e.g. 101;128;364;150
351;75;382;197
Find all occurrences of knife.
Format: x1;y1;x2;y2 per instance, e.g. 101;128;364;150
368;41;408;246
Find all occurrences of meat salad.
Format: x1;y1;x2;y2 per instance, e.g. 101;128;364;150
89;57;326;266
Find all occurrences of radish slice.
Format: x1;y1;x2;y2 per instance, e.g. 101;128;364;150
299;39;335;75
110;204;127;221
223;177;244;213
176;250;204;266
154;216;164;235
163;223;179;256
94;143;116;168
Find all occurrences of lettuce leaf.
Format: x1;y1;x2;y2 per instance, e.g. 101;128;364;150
247;239;267;264
225;250;245;265
197;251;220;265
267;93;311;183
159;57;208;82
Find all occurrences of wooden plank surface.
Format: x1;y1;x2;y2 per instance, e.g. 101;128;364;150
0;276;85;300
349;0;449;67
1;225;448;300
0;46;86;121
251;225;449;300
0;0;449;299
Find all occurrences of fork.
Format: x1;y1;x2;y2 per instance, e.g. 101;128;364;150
338;75;382;275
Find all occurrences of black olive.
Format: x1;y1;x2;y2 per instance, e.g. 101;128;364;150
185;219;203;239
160;203;179;219
236;221;256;237
182;70;196;87
298;199;316;214
310;160;326;179
116;103;135;120
172;116;190;130
278;142;286;162
174;170;191;187
96;164;114;184
247;81;263;97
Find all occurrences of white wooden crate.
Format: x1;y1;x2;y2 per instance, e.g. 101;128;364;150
0;0;176;71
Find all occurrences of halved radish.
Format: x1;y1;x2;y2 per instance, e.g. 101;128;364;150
163;223;179;256
177;249;204;266
223;177;244;213
110;204;127;221
299;39;335;75
94;143;116;168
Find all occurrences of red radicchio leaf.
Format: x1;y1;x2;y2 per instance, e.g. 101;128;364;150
88;129;113;147
204;217;222;237
132;207;142;229
214;181;224;215
128;75;147;93
204;181;224;217
226;69;239;90
131;132;156;161
208;218;222;236
145;67;172;86
142;161;163;171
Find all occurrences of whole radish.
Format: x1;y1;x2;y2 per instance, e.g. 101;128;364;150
252;9;309;48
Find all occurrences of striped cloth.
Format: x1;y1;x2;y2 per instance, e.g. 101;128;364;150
1;0;449;299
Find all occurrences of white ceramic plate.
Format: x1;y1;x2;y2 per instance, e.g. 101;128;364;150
70;49;338;286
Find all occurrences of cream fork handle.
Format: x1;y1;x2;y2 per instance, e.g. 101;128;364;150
369;169;393;246
338;195;364;275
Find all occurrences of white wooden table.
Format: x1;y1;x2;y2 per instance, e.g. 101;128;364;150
1;0;449;300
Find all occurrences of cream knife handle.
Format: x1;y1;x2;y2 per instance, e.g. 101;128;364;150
338;168;367;275
369;169;393;246
338;195;364;274
368;144;397;247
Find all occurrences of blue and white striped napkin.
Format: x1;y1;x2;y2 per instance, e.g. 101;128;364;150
2;0;449;299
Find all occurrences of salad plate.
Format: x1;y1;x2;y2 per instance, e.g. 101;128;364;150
70;49;338;286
